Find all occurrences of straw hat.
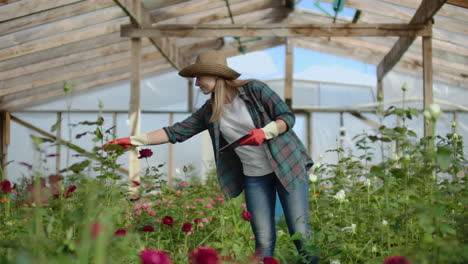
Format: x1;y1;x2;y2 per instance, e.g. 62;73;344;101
178;50;241;80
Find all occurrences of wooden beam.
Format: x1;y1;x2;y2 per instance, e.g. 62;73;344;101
447;0;468;8
9;114;129;175
0;17;128;61
0;32;122;72
0;111;9;174
284;38;293;108
1;60;172;111
374;0;467;21
0;0;83;22
113;0;186;69
350;111;381;129
423;34;433;137
0;0;115;35
56;112;62;173
121;23;432;38
0;44;160;97
129;0;141;193
0;6;125;50
377;0;446;80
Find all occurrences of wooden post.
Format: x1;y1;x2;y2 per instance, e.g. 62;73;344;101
0;111;10;179
129;0;142;189
188;79;194;113
56;112;62;174
112;112;117;139
453;112;458;134
168;113;174;188
284;38;293;108
307;112;313;156
423;23;433;138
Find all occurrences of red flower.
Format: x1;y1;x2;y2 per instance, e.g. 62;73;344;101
1;180;15;193
189;247;220;264
162;216;174;228
193;218;201;224
263;257;280;264
142;225;155;232
138;149;153;159
114;229;127;236
64;185;77;198
132;180;141;186
383;256;412;264
140;248;173;264
241;210;252;221
91;222;101;238
182;222;194;233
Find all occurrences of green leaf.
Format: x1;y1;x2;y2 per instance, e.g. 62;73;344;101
75;132;89;139
407;130;417;137
51;119;62;132
436;145;452;171
95;127;103;140
30;136;54;150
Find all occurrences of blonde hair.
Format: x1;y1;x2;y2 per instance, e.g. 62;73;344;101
209;78;257;123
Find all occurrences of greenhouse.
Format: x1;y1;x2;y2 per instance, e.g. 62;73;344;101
0;0;466;263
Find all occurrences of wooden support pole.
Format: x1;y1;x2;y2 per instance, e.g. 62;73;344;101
453;112;458;134
112;112;117;139
168;113;174;188
188;79;194;113
56;112;62;174
423;32;434;138
284;38;293;108
129;0;141;189
0;111;10;179
307;112;312;156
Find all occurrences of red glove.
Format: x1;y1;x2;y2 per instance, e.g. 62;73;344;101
103;137;132;151
239;129;267;146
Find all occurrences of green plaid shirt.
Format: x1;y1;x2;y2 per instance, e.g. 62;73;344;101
163;81;314;199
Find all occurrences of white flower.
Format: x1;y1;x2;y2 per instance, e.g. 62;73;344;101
333;190;346;202
364;179;371;187
341;223;357;234
175;168;181;175
319;154;324;159
330;260;341;264
371;246;378;252
382;219;388;226
309;173;318;182
277;230;285;236
424;104;442;120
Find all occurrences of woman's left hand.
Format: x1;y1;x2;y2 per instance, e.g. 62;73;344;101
239;129;266;146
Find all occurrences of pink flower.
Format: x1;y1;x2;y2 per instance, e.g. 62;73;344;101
0;180;15;193
138;149;153;159
135;210;142;216
133;205;141;210
197;212;205;216
204;203;213;208
201;218;212;223
149;211;157;216
182;222;194;233
241;203;247;208
263;257;280;264
162;216;174;227
140;248;173;264
383;256;412;264
241;210;252;221
189;246;220;264
142;225;155;232
114;229;127;236
178;182;187;188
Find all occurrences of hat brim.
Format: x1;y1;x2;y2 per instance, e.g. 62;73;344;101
178;63;241;80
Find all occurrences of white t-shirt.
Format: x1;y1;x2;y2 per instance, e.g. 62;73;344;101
220;95;273;176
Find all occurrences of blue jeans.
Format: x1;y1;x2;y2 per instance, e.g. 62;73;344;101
244;172;319;263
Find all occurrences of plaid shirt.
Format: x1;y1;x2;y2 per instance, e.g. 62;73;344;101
163;81;314;199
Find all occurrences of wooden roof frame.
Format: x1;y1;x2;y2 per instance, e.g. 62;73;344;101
0;0;466;112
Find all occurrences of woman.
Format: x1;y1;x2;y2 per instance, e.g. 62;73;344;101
104;50;319;263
